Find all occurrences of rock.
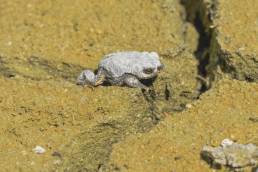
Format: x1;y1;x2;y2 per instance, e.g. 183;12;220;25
202;146;227;166
221;138;234;147
201;139;258;171
185;103;193;109
33;146;46;154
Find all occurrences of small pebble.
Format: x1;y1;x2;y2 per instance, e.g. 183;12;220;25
185;103;192;109
33;146;46;154
221;138;234;147
7;41;12;46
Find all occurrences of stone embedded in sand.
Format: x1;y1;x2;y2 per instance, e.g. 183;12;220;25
33;146;46;154
201;139;258;171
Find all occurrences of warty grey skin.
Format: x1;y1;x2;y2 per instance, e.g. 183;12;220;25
76;51;164;89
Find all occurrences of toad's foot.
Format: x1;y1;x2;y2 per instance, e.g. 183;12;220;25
123;74;149;90
83;84;95;90
94;68;106;86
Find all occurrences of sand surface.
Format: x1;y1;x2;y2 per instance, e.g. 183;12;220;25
0;0;257;172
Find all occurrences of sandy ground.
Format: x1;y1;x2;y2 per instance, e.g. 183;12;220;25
108;78;258;172
210;0;258;81
0;0;257;172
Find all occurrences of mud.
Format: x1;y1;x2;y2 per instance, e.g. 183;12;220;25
0;0;257;172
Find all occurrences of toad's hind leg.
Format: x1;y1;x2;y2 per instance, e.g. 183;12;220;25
94;68;106;86
123;74;148;89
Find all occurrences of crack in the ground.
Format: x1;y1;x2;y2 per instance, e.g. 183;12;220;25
181;0;218;92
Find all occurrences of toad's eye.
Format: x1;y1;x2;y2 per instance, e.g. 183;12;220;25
143;68;154;74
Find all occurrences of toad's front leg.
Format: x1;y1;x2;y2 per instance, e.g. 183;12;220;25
94;68;106;86
122;74;149;90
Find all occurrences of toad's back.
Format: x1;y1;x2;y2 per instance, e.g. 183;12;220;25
98;51;160;77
